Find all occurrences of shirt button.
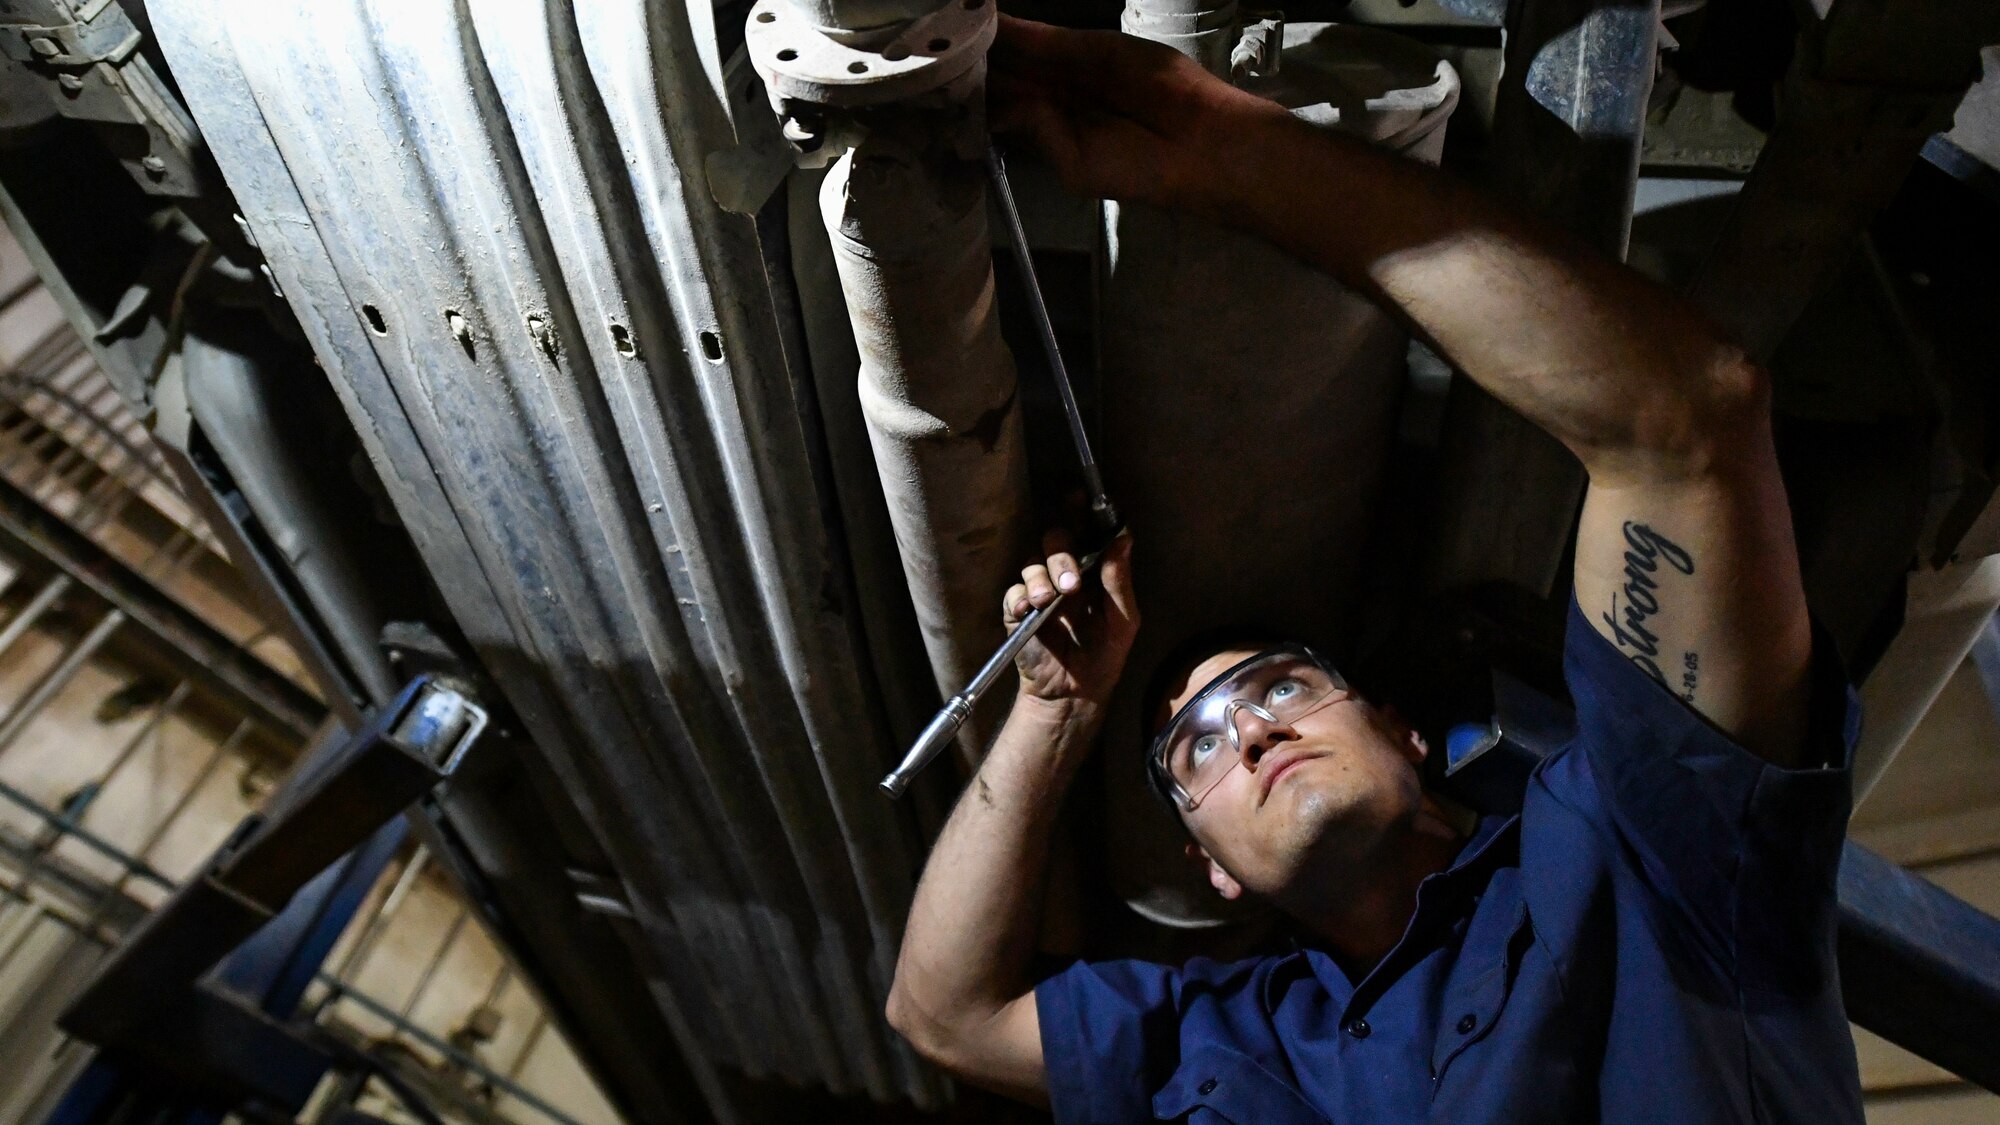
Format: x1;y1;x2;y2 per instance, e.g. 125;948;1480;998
1457;1013;1478;1035
1197;1078;1218;1095
1345;1018;1371;1039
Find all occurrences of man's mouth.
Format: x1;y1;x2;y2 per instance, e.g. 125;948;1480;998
1259;754;1312;805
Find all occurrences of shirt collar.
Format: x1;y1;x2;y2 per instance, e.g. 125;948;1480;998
1447;813;1520;879
1275;814;1522;1011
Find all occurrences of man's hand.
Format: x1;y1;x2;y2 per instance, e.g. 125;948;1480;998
1003;528;1139;712
989;16;1285;214
886;529;1137;1105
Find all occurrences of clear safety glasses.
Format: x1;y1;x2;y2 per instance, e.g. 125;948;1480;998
1148;646;1351;812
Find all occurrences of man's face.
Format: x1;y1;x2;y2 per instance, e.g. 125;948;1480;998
1159;647;1430;902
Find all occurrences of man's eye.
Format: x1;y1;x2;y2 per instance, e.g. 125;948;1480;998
1189;734;1222;768
1268;678;1304;704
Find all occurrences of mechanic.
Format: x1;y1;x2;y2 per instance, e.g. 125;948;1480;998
885;15;1863;1125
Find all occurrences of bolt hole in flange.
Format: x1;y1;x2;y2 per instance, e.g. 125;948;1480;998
752;0;993;101
699;329;724;362
611;322;637;357
362;304;388;335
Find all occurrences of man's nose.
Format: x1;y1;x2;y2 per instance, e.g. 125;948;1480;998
1233;710;1297;769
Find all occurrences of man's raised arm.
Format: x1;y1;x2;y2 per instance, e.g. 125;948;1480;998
885;533;1139;1104
995;19;1812;765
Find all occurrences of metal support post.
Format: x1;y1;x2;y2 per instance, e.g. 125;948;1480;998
0;772;563;1125
62;676;484;1044
51;676;487;1118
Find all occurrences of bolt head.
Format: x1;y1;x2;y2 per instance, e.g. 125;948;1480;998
28;37;60;58
141;155;167;177
57;73;82;92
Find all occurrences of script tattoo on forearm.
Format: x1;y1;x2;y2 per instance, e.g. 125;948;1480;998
1601;522;1698;698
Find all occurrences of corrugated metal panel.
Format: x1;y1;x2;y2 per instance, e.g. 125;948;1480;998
149;0;938;1110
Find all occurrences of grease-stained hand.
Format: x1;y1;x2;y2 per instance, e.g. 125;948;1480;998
1003;528;1138;710
988;16;1287;213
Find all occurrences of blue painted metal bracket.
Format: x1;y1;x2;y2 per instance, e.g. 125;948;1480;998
47;675;484;1123
1838;841;2000;1091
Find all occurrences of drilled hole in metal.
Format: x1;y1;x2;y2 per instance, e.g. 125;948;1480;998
883;44;911;61
777;48;798;61
848;60;868;73
929;37;950;51
445;309;475;359
699;329;724;362
756;9;776;21
362;304;388;335
611;322;636;357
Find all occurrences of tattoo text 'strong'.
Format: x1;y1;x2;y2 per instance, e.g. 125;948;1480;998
1601;522;1696;687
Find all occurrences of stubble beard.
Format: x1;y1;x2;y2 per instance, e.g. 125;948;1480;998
1267;759;1423;903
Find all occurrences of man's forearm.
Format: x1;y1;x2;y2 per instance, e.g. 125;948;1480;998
1204;111;1757;478
887;695;1096;1060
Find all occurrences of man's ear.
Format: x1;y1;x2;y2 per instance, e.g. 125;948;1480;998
1381;703;1428;766
1184;841;1244;901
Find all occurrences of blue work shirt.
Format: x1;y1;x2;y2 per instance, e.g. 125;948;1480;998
1037;598;1864;1124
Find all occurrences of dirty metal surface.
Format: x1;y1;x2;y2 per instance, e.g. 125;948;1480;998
149;0;940;1113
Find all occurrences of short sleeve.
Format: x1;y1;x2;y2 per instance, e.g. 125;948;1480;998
1035;958;1185;1125
1560;596;1859;981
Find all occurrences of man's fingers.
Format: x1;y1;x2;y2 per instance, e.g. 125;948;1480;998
1048;551;1080;593
993;15;1174;110
987;72;1047;134
1097;530;1140;628
990;91;1089;189
1002;582;1030;626
1021;562;1057;609
1042;527;1077;591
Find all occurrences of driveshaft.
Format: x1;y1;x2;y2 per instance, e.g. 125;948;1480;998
880;144;1123;799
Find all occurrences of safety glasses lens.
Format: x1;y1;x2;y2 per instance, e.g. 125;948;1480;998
1159;652;1344;798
